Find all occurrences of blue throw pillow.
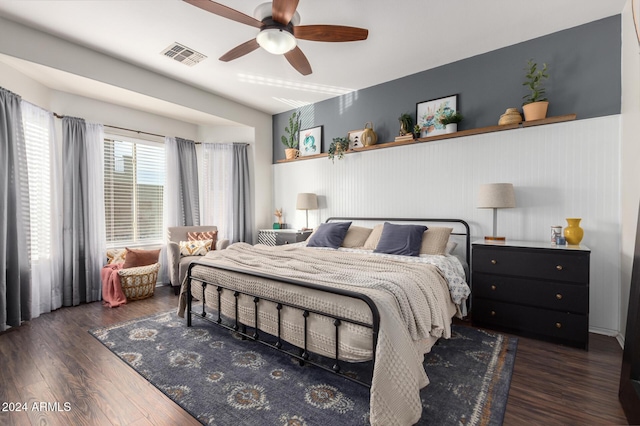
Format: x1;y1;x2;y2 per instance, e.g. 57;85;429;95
306;222;352;249
373;222;428;256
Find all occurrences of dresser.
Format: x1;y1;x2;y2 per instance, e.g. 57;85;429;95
471;240;590;349
257;229;312;246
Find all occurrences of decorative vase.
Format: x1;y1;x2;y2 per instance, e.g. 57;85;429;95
563;218;584;245
522;101;549;121
445;123;458;133
284;148;299;160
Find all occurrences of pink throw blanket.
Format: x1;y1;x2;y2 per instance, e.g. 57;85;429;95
101;264;127;308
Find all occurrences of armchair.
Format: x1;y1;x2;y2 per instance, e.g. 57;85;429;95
167;226;230;294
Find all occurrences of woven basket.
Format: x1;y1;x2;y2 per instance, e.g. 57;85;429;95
118;263;160;301
498;108;523;125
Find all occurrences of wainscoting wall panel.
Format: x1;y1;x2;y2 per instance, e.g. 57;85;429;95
273;115;621;334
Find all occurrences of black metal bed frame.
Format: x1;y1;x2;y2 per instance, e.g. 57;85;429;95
185;217;470;388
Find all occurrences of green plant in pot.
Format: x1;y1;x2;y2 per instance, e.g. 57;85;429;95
522;59;549;121
413;124;422;139
281;110;301;160
438;110;463;133
328;136;349;163
398;113;413;135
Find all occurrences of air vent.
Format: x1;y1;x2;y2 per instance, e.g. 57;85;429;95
160;43;207;66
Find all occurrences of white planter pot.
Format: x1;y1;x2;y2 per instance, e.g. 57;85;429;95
445;123;458;133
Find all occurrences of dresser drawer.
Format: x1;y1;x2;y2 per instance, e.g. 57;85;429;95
473;299;588;348
473;246;589;283
276;232;308;245
473;273;588;314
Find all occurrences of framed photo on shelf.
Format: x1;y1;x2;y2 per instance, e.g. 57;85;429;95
298;125;322;156
416;94;458;137
348;129;365;149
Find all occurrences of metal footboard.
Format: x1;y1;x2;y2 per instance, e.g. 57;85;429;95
186;261;381;388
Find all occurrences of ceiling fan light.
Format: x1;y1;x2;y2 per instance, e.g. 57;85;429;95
256;28;297;55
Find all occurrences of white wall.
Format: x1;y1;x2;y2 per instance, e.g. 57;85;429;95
274;116;621;334
619;0;640;341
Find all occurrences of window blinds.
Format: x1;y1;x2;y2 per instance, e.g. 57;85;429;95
103;138;165;247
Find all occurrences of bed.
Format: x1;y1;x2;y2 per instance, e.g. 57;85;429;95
177;217;471;425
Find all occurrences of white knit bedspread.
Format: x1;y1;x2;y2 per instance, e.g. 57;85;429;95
178;242;457;425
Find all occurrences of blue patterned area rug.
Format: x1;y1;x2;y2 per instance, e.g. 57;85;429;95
89;311;516;425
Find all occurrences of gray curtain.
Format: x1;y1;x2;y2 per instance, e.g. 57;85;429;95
232;143;252;242
61;117;103;305
176;137;200;226
0;87;31;331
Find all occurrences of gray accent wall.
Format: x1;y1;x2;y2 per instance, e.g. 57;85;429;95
273;15;621;163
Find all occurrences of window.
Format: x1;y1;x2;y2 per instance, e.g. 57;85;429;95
103;137;165;247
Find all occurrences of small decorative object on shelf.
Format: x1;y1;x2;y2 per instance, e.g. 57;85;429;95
498;108;523;125
413;124;421;139
273;208;283;229
281;110;301;160
438;110;463;134
328;137;350;163
564;218;584;245
398;113;413;136
298;125;322;157
361;122;378;146
522;59;549;121
551;225;562;244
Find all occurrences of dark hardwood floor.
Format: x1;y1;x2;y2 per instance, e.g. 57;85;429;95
0;286;628;425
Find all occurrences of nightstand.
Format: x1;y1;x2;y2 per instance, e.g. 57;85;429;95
471;240;590;349
257;229;312;246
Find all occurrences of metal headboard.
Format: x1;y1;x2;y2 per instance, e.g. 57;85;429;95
325;217;471;267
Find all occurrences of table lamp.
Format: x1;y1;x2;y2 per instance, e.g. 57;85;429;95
477;183;516;241
296;193;318;230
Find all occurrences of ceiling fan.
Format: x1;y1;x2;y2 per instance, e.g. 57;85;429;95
183;0;369;75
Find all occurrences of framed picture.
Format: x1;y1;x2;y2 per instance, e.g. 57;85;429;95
348;129;365;149
298;125;322;156
416;94;458;137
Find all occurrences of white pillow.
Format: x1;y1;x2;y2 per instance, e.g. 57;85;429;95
179;239;212;256
445;241;458;254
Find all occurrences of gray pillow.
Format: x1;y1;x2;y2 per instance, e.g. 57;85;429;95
374;222;428;256
306;221;352;249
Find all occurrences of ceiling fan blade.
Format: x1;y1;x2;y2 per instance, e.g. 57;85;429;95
284;47;312;75
183;0;262;28
219;39;260;62
272;0;299;25
294;25;369;42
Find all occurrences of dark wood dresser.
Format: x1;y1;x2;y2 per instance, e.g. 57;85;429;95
472;240;590;349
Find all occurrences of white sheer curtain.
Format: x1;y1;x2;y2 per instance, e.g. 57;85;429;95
21;101;64;316
201;143;233;241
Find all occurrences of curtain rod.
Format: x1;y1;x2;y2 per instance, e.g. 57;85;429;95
53;112;202;144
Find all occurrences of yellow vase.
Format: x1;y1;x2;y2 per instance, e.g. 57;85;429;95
563;218;584;245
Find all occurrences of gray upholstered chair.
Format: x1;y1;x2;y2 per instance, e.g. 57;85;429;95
167;226;230;294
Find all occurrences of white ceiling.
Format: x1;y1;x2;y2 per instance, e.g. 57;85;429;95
0;0;627;120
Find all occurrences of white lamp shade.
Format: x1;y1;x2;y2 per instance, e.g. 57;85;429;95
256;28;297;55
296;193;318;210
477;183;516;209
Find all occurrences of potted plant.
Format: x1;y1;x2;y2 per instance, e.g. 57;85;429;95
413;124;422;139
522;59;549;121
398;113;413;135
438;111;463;133
281;110;301;159
328;137;349;163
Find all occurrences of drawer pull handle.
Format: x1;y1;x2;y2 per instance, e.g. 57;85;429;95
490;311;496;316
556;322;562;329
556;293;563;300
490;285;496;291
491;259;497;265
556;265;563;271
